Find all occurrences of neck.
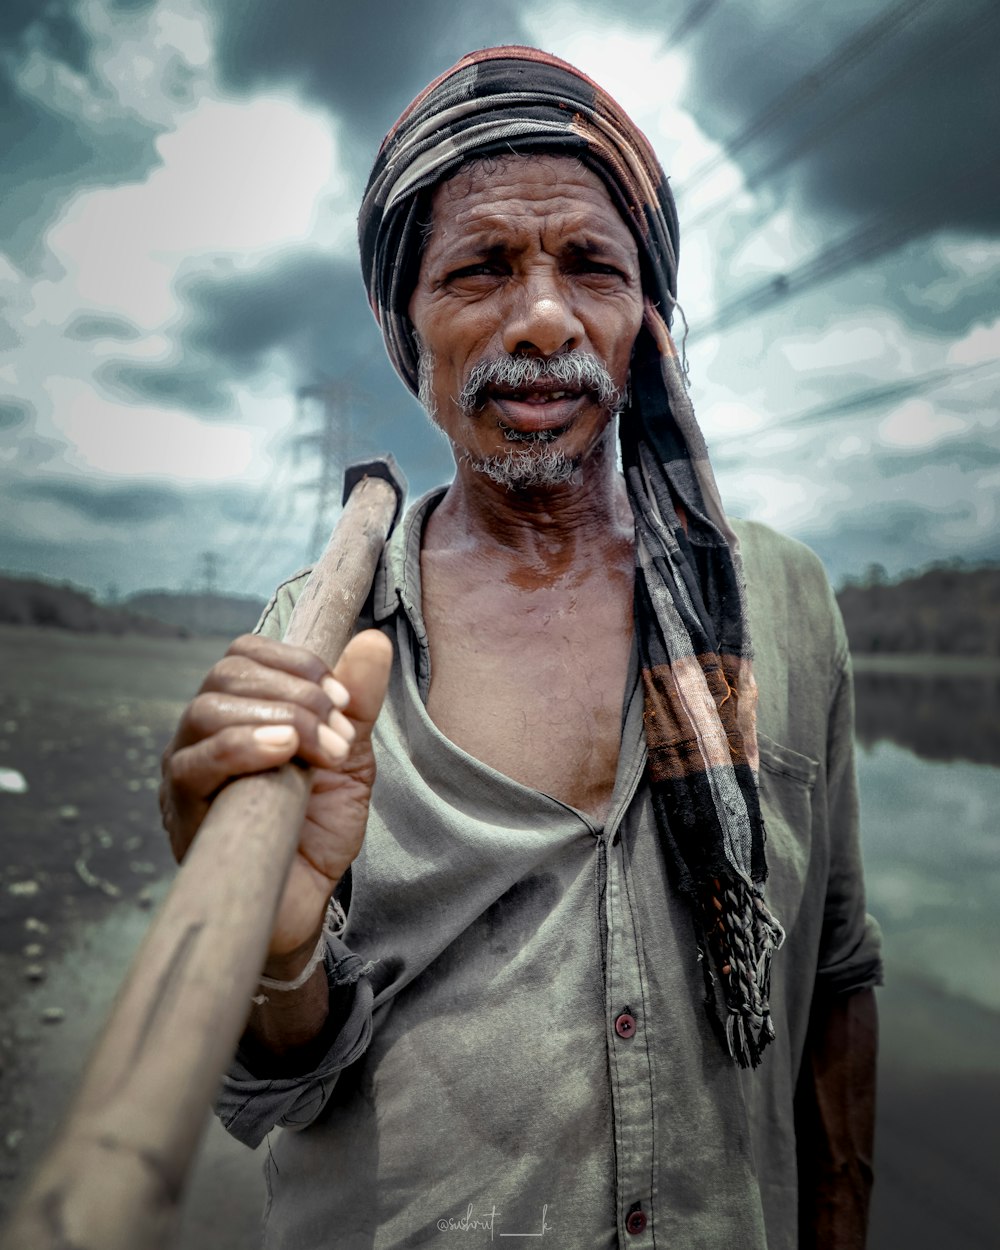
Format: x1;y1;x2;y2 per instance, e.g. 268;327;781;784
426;427;633;576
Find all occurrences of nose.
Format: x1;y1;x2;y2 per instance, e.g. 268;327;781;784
501;272;584;358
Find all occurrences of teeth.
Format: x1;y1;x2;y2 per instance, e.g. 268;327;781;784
495;389;577;404
505;390;570;402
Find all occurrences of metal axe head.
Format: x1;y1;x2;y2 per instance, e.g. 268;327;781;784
341;454;408;533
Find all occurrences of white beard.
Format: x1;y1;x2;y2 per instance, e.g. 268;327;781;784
456;440;577;489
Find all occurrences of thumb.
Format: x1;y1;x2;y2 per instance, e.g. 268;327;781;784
332;628;394;741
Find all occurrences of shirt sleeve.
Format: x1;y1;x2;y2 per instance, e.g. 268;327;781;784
814;646;883;995
215;936;376;1149
217;566;381;1148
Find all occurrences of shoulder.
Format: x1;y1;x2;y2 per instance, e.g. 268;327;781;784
251;483;449;642
730;519;848;742
254;568;313;641
732;518;832;602
732;519;843;649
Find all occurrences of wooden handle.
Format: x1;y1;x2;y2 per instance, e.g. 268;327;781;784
1;473;399;1250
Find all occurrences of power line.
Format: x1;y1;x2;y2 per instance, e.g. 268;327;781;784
664;0;723;47
768;359;999;432
709;357;999;461
223;347;383;590
688;157;994;342
673;0;940;204
223;442;301;591
683;0;1000;235
230;492;305;593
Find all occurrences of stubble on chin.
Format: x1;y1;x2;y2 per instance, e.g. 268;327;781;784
415;346;620;491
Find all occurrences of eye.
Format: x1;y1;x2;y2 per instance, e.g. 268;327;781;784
576;259;627;278
446;261;507;281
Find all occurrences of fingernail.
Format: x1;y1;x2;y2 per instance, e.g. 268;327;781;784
318;723;349;762
254;725;296;748
328;710;356;742
321;676;350;710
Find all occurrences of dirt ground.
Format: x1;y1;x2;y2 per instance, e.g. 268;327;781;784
1;623;997;1248
0;625;263;1247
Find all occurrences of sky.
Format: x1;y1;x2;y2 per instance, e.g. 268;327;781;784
1;0;997;600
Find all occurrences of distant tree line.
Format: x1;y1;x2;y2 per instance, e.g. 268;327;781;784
837;559;1000;656
0;575;264;638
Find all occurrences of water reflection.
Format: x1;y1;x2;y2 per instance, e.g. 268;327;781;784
853;665;1000;1013
854;666;1000;1014
854;670;999;767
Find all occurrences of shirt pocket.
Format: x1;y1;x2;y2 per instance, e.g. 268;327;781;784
756;731;819;936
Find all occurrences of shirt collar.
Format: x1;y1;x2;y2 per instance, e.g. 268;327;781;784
372;485;448;625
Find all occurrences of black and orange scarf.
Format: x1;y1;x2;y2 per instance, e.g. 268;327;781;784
358;46;783;1067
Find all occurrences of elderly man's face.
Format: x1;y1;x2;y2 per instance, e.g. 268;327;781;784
408;155;643;486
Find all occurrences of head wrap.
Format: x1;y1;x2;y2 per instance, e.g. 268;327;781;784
358;46;783;1067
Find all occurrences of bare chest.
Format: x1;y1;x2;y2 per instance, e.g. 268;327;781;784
422;565;634;823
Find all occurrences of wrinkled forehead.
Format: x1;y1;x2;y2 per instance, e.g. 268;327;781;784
426;150;628;226
415;150;648;280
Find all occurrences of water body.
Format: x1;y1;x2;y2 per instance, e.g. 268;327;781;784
858;742;999;1014
855;669;1000;1014
854;670;1000;1250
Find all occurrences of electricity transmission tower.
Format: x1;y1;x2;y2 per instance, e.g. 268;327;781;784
295;379;358;561
198;550;220;597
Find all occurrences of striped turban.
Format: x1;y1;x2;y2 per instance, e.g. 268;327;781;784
358;45;783;1067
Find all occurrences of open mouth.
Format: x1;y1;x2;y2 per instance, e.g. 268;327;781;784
490;388;582;405
482;386;588;434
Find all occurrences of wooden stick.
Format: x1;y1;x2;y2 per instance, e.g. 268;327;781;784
1;468;402;1250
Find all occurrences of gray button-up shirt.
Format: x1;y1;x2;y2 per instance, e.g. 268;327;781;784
217;489;882;1250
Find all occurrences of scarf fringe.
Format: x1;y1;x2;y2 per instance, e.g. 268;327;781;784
700;877;784;1069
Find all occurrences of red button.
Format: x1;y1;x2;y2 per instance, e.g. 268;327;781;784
614;1012;637;1039
626;1209;647;1235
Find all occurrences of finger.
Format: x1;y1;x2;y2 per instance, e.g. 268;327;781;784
200;654;349;725
168;723;302;803
175;692;352;770
333;630;394;739
222;634;348;707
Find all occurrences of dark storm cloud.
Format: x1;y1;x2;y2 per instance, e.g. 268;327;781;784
9;476;184;523
207;0;999;242
4;474;270;530
0;398;33;431
668;0;1000;242
178;250;373;374
207;0;527;172
94;358;234;415
0;1;162;269
187;247;453;479
0;1;92;74
8;434;63;469
64;312;142;341
0;474;285;594
119;244;451;492
0;401;62;466
177;247;437;443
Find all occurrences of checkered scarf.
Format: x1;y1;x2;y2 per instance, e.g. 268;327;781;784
358;46;783;1066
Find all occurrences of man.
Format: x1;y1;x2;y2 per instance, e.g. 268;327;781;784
162;47;881;1249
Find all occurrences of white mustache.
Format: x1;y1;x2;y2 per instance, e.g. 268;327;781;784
457;353;623;415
